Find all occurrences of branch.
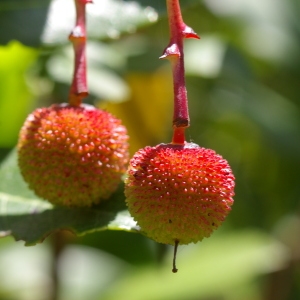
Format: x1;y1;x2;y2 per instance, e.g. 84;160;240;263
68;0;92;106
160;0;200;144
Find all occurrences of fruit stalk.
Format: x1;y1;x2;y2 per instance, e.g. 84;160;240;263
161;0;199;144
172;240;179;273
69;0;92;106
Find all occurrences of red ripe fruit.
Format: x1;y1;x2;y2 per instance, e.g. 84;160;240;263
18;103;129;207
125;142;234;245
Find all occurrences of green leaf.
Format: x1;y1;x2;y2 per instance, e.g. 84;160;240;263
99;230;288;300
0;42;38;148
0;150;137;246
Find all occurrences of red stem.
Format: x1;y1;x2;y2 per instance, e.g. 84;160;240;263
68;0;92;106
161;0;200;144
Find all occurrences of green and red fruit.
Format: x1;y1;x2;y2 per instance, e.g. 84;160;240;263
125;142;234;245
18;103;129;207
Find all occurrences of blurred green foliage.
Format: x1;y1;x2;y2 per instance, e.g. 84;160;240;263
0;0;300;299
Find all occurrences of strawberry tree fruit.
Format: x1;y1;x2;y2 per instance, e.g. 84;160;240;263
18;103;129;207
125;142;234;245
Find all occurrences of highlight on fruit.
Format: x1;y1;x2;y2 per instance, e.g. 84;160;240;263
18;103;129;207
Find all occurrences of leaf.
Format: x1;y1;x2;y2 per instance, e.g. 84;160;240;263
0;150;138;246
0;192;137;246
103;70;173;155
99;230;289;300
0;42;38;147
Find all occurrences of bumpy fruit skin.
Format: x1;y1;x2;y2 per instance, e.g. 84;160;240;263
18;103;129;207
125;142;234;245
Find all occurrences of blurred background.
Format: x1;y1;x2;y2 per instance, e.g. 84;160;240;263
1;0;300;299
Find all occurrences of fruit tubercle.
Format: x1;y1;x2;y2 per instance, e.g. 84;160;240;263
68;0;92;107
125;141;235;245
160;0;200;145
18;103;129;207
